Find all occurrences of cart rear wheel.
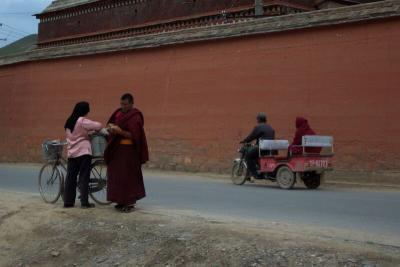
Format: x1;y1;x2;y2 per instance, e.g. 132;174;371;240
302;172;323;189
276;166;295;189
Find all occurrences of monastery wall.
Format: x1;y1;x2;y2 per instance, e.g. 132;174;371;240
1;17;400;182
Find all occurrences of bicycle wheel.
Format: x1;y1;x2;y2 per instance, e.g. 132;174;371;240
89;160;111;205
38;163;63;203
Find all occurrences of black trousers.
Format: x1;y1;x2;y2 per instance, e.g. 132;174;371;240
245;146;259;177
64;154;92;206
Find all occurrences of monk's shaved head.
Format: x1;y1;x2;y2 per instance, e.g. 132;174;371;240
120;93;134;113
121;93;134;104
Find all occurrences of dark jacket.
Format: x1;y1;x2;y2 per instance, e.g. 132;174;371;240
242;123;275;144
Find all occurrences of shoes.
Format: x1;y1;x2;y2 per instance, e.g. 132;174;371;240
81;203;95;209
120;205;135;213
114;204;124;211
63;204;74;208
115;204;135;213
254;172;264;179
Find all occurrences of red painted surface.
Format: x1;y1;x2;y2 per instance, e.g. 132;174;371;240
259;156;333;173
1;18;400;175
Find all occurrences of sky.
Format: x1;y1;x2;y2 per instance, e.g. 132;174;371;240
0;0;53;47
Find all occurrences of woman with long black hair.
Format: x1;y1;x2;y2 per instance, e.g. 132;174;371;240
64;101;102;208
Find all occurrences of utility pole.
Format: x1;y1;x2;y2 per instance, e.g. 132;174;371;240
0;23;5;41
0;23;6;42
255;0;264;17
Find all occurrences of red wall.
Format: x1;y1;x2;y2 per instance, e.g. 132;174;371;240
1;18;400;175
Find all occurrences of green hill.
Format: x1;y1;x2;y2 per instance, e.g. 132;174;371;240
0;34;37;58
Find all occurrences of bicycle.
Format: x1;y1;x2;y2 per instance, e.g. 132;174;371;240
38;139;111;205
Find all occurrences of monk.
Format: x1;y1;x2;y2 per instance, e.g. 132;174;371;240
104;93;149;213
289;117;320;155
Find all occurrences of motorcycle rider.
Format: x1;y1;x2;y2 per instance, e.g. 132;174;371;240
240;112;275;179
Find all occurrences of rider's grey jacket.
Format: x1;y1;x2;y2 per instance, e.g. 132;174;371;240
242;123;275;145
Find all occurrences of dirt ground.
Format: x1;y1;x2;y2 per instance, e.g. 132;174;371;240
0;190;399;267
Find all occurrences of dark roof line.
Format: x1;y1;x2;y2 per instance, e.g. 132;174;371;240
38;0;379;15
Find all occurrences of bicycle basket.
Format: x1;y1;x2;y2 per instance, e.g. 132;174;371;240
42;140;65;161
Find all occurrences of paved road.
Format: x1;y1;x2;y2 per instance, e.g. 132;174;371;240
1;164;400;246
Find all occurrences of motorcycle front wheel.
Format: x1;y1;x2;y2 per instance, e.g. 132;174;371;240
231;160;248;185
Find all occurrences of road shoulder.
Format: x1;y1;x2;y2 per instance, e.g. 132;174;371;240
1;190;399;267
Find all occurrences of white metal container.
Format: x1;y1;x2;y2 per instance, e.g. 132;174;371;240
91;134;107;158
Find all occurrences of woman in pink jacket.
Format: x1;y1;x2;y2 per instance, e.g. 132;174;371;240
63;102;102;208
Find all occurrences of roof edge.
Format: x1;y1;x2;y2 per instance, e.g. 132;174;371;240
38;0;100;15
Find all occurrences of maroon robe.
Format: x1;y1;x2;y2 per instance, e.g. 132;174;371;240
104;108;149;205
290;117;320;155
